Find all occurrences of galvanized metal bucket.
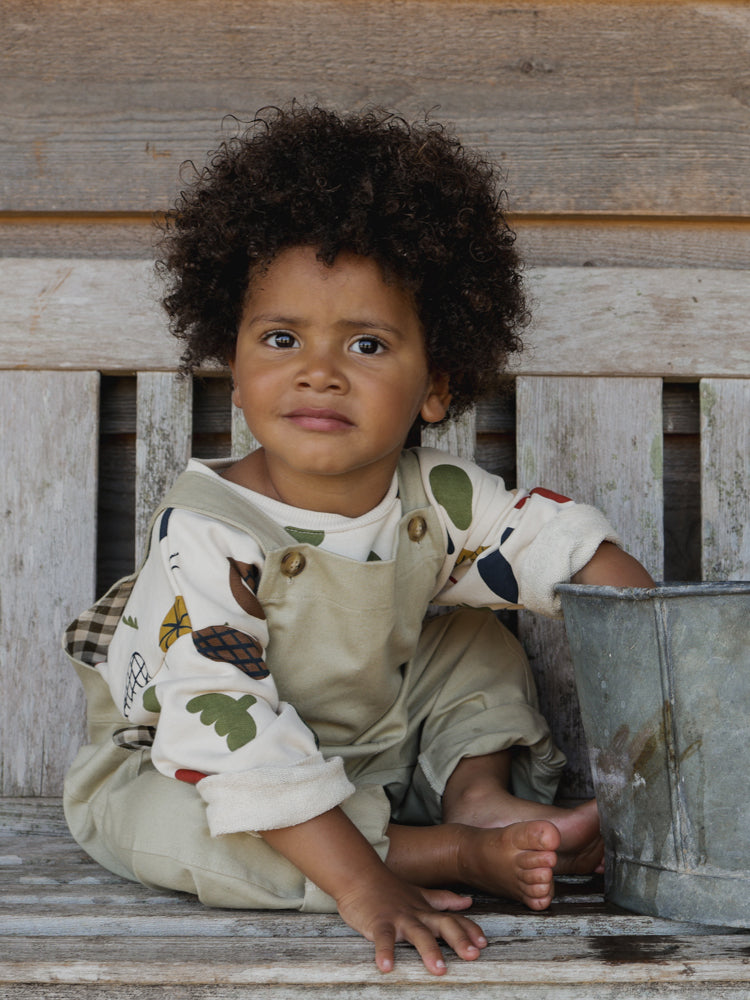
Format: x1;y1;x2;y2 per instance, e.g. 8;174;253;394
557;582;750;927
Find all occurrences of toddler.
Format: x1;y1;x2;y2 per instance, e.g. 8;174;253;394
64;106;653;975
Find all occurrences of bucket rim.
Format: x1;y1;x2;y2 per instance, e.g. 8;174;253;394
556;581;750;601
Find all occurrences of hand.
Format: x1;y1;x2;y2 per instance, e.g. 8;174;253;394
335;872;488;975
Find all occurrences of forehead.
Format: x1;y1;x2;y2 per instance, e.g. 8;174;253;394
243;246;420;327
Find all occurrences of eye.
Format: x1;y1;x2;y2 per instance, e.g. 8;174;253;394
350;336;386;356
263;330;299;349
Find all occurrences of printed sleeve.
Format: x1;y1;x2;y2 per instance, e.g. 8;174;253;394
102;506;354;835
418;448;620;618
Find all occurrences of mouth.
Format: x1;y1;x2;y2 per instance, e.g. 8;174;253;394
284;408;355;432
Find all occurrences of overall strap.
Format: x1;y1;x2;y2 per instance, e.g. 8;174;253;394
159;470;294;553
163;450;431;552
394;448;431;514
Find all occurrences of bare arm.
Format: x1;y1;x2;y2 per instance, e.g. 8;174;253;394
572;541;655;588
261;806;485;975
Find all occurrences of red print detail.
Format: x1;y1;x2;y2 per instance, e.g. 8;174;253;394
175;768;209;785
530;487;572;504
516;488;573;509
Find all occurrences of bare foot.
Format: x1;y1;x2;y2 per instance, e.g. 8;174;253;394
548;800;604;875
455;820;560;910
443;770;604;875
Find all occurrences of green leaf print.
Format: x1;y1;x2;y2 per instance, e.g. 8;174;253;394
428;464;474;530
142;685;161;714
186;693;257;751
285;526;325;546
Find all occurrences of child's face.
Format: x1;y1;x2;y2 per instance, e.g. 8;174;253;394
230;246;450;508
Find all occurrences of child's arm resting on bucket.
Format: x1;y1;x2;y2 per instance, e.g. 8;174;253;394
572;541;654;588
260;807;486;975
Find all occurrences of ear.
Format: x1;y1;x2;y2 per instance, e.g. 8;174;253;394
420;372;452;425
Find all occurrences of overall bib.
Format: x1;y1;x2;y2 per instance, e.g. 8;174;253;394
64;451;564;911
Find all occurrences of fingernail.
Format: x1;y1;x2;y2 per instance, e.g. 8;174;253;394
477;935;488;946
436;959;446;970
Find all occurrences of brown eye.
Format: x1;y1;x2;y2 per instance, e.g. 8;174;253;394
264;330;298;349
351;336;385;355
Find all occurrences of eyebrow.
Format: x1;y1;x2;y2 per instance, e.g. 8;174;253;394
339;318;406;339
245;314;407;338
244;313;304;328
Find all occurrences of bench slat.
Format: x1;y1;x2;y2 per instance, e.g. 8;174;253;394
2;932;750;988
421;409;476;462
0;372;97;795
134;372;193;560
515;376;664;796
2;260;749;377
230;400;260;458
701;378;750;581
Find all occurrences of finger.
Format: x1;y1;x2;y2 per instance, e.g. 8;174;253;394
419;887;474;911
405;922;448;976
438;916;488;961
373;925;396;974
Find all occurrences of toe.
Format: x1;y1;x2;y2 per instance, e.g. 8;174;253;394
511;820;561;853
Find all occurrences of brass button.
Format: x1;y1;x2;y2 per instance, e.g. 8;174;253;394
281;551;306;577
407;516;427;542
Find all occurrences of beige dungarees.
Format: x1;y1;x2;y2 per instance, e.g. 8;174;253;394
64;451;565;912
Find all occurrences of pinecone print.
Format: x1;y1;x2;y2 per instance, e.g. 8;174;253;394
193;626;270;679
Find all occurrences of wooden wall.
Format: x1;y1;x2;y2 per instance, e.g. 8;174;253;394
2;0;749;798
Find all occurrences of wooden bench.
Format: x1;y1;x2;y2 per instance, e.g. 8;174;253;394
2;0;749;993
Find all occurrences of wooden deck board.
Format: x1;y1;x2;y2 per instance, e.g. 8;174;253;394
2;799;749;997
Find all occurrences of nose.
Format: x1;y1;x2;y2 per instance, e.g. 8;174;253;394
294;343;349;393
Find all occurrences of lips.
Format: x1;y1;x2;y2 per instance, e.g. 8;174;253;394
284;407;355;431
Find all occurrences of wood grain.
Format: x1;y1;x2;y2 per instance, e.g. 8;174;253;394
515;376;664;796
0;372;96;795
134;372;193;561
2;2;749;216
700;378;750;581
3;260;749;377
3;218;750;271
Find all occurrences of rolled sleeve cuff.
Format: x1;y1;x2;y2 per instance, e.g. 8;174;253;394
518;504;620;618
197;754;356;835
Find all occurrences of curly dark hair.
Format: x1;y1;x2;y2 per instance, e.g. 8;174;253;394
157;104;528;419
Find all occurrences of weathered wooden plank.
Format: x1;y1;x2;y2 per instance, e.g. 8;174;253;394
517;220;750;271
3;219;750;272
1;982;749;1000
0;892;733;942
520;268;750;378
3;261;749;377
421;409;476;462
1;805;746;998
0;259;180;370
2;1;750;216
0;797;71;834
0;373;97;796
2;933;750;986
700;378;750;581
134;372;193;560
231;401;259;459
516;377;664;797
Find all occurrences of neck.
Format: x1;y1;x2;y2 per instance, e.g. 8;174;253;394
221;448;399;517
